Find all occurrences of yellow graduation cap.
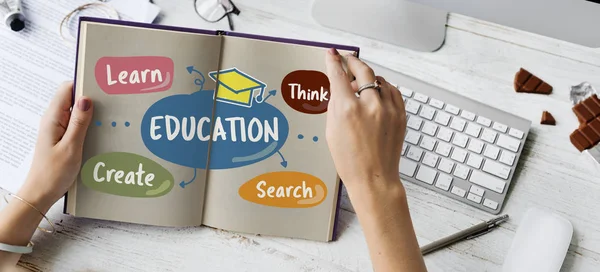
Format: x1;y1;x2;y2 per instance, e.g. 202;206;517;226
209;68;266;108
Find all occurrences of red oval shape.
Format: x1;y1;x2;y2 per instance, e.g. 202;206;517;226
281;70;330;114
94;56;174;95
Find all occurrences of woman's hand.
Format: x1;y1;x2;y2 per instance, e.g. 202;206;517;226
17;82;93;211
324;50;407;194
324;49;426;272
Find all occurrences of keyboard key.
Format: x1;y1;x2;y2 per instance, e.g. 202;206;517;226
467;139;485;154
435;174;453;191
416;166;437;185
451;186;467;197
449;118;467;132
407;116;423;130
469;185;485;196
437;127;453;142
467;193;482;203
405;100;421;114
469;171;506;193
400;87;414;98
476;116;492;127
497;134;520;152
419;106;436;120
461;110;476;121
481;129;498;144
435;142;453;157
453;164;470;180
399;158;418;177
401;143;407;156
483;199;499;210
434;111;451;126
405;130;421;145
422;152;440;168
452;134;469;148
420;136;437;151
429;98;444;109
509;128;524;139
482;160;511;179
422;122;438;136
483;145;500;160
414;93;429;103
445;104;460;115
465;123;482;138
492;122;508;133
467;154;483;169
438;158;455;173
499;151;516;166
450;149;468;163
407;146;424;162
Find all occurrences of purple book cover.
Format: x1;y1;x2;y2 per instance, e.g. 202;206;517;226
67;17;359;241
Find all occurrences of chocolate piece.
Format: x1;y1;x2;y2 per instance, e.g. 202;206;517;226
589;119;600;135
580;125;600;145
514;68;553;94
540;111;556;125
573;95;600;124
570;130;591;152
538;82;553;95
573;102;595;123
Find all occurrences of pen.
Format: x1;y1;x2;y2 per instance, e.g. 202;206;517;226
420;214;509;255
0;0;25;31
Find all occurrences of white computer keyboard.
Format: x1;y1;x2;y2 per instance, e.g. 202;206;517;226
370;62;531;214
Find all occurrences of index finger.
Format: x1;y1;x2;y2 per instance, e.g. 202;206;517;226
325;48;354;101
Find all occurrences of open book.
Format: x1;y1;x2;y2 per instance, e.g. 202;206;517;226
65;17;358;242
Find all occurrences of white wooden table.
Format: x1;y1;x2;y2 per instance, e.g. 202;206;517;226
11;1;600;271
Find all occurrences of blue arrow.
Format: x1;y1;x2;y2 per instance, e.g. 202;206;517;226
179;168;197;188
276;151;288;168
186;66;205;91
257;89;277;103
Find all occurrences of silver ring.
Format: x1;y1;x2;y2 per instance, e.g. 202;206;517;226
356;80;382;96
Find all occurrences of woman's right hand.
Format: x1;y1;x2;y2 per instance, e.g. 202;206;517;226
324;49;407;195
324;49;427;272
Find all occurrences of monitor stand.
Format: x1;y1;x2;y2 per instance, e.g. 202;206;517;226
311;0;448;52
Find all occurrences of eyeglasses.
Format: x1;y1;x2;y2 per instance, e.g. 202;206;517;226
194;0;241;31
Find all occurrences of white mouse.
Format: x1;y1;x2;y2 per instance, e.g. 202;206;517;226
502;208;573;272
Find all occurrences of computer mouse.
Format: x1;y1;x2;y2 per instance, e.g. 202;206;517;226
502;208;573;272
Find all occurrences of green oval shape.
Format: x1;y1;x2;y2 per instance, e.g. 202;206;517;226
81;152;174;198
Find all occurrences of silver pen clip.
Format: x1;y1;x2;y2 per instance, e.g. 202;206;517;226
466;227;495;240
466;214;509;240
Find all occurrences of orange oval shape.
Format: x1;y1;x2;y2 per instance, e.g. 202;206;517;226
239;171;327;208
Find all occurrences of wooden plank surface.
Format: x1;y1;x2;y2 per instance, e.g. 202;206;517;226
6;0;600;271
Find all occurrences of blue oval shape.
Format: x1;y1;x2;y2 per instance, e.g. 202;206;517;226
141;90;289;169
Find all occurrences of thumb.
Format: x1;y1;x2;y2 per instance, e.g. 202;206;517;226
63;97;93;146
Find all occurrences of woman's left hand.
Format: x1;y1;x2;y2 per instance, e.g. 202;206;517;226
17;82;93;211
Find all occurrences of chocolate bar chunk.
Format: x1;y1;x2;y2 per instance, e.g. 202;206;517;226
514;68;553;94
573;94;600;124
570;130;591;152
540;111;556;126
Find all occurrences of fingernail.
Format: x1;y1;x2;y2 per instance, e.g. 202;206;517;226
78;98;91;111
328;48;339;55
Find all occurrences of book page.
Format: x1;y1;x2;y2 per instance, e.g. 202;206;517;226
202;36;356;241
69;21;221;227
0;0;159;194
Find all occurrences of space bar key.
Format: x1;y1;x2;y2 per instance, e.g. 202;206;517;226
469;171;506;194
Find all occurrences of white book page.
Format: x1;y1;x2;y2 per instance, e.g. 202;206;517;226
0;1;157;193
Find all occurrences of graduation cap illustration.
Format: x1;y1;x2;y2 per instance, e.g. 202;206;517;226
208;68;267;108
